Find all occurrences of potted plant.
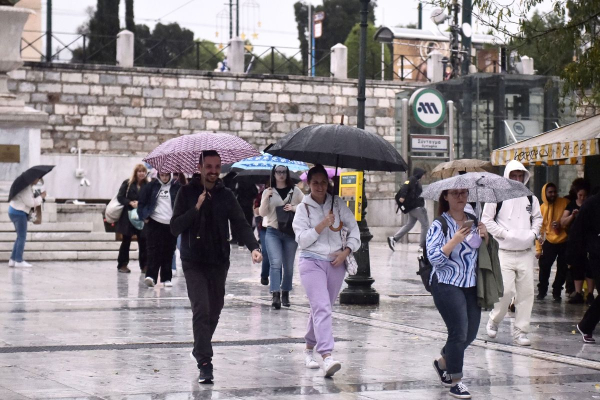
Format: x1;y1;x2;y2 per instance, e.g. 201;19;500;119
0;0;32;95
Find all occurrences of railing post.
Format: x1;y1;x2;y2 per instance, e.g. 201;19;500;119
400;55;404;81
196;41;200;70
116;30;134;67
330;43;347;79
271;46;275;73
227;37;244;73
82;35;87;63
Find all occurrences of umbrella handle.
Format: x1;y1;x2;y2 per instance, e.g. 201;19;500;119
328;210;344;232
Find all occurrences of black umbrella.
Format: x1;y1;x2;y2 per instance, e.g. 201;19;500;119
8;165;55;201
264;124;408;172
233;168;301;184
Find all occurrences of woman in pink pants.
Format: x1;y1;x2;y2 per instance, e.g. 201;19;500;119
292;164;361;377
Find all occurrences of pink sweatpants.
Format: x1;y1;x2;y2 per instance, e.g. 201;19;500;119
299;257;346;355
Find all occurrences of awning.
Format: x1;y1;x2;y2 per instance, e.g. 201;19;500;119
491;114;600;166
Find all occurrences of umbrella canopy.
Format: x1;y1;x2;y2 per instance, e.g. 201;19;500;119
430;159;493;179
234;168;301;184
9;165;54;201
299;167;338;182
143;132;260;174
265;124;408;172
230;154;309;173
421;172;532;203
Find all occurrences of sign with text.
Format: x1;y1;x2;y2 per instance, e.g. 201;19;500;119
0;144;20;163
411;135;449;153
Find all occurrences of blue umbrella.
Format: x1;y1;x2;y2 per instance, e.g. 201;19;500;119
230;154;309;172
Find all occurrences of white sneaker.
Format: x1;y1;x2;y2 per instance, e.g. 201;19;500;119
144;277;155;287
304;349;319;369
8;259;15;267
322;356;341;377
164;280;173;287
486;319;498;338
15;261;32;268
513;333;531;346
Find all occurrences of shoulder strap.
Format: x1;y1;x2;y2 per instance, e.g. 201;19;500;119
527;195;532;205
434;216;449;237
465;212;478;224
494;196;532;221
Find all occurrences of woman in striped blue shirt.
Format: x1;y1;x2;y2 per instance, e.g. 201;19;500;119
426;189;488;399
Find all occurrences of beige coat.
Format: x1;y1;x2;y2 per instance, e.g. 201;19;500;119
258;186;304;230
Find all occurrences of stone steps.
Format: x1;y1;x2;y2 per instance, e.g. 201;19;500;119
0;231;118;242
0;251;139;262
0;241;136;251
0;222;93;232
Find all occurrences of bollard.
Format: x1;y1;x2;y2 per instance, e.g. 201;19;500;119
116;30;134;68
330;43;348;79
227;37;245;74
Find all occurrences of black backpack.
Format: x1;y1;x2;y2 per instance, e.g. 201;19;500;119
417;212;477;292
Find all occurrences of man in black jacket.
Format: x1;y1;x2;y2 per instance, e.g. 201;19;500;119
171;150;262;384
570;191;600;343
388;168;429;252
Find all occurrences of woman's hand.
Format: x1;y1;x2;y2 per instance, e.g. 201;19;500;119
129;200;138;209
331;248;351;267
283;204;294;212
318;213;335;230
41;191;47;200
452;226;471;243
264;188;274;198
478;222;489;244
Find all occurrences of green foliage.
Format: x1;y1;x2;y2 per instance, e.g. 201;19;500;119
248;49;304;75
344;23;392;80
294;0;377;76
177;39;225;71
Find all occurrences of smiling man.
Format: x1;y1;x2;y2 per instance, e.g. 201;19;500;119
171;150;262;384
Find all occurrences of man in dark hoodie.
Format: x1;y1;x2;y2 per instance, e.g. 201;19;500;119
171;150;262;384
388;167;429;252
570;190;600;343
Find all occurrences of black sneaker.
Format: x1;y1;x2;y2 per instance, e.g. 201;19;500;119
553;295;562;303
536;293;546;300
260;277;269;286
387;236;396;251
568;292;584;304
449;382;471;399
432;360;452;387
198;362;214;384
577;324;596;344
587;293;595;306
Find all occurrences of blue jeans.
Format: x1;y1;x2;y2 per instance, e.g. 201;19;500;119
259;228;271;279
8;208;28;263
265;227;298;292
431;274;481;379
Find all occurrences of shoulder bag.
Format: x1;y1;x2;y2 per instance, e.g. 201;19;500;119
275;188;295;237
105;183;130;223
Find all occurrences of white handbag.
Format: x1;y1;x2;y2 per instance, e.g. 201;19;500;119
105;183;130;223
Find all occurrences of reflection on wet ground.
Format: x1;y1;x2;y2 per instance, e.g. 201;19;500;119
0;243;598;399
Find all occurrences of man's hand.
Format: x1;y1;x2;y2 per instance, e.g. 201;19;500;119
331;248;350;267
195;190;207;210
398;197;405;203
251;249;263;263
535;252;542;259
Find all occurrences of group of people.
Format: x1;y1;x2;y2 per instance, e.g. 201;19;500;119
398;159;598;399
110;153;360;384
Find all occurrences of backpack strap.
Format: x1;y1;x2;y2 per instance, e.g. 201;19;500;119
494;196;532;222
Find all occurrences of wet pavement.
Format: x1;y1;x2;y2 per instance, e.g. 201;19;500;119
0;243;599;399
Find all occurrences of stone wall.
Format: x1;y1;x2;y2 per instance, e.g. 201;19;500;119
7;62;416;200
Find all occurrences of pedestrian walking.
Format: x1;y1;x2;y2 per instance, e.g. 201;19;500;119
562;180;593;304
568;190;600;343
292;164;360;378
388;168;429;252
7;179;46;268
171;173;187;277
138;172;181;288
116;164;149;274
481;160;542;346
254;181;271;286
535;183;570;301
427;188;488;399
259;165;303;309
171;150;262;384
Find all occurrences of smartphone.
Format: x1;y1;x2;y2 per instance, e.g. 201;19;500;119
461;220;475;230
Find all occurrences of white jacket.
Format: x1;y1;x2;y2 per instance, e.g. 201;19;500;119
259;186;304;230
9;185;42;214
481;160;542;251
293;193;361;260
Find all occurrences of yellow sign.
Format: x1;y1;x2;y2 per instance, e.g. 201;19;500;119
0;144;20;163
491;139;599;166
338;171;363;221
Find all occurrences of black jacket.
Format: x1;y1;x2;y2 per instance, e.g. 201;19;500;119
395;168;425;214
137;178;181;222
170;176;259;266
567;193;600;263
116;179;147;236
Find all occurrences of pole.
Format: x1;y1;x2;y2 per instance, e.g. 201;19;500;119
229;0;233;40
461;0;472;75
308;4;312;76
418;2;423;30
340;0;379;306
46;0;52;62
381;43;385;81
236;0;240;37
311;18;315;76
448;100;455;160
401;98;409;181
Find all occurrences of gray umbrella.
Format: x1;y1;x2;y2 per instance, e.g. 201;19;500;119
421;172;532;204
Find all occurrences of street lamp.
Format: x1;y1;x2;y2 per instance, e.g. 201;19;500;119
339;0;379;305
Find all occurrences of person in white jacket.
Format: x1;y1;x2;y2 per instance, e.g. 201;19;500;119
292;164;361;378
481;160;542;346
8;181;46;267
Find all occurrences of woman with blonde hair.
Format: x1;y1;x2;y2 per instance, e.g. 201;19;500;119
116;164;149;273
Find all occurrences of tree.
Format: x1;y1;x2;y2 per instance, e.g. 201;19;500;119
125;0;135;33
72;0;119;64
294;0;377;76
426;0;600;109
178;39;226;71
247;49;304;75
135;23;195;68
344;23;392;79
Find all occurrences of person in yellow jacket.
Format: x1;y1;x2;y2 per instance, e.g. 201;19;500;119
535;183;570;302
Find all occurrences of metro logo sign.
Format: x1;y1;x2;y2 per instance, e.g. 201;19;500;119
409;88;446;128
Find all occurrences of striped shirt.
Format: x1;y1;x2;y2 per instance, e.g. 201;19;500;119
426;212;478;288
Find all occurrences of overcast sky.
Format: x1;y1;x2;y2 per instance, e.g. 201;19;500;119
41;0;495;51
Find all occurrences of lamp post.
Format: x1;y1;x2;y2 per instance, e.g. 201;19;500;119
339;0;379;305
